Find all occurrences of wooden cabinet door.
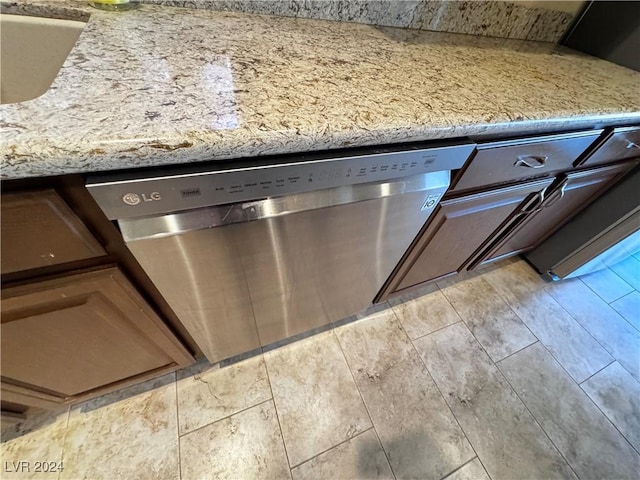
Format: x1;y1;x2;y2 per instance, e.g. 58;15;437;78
1;267;192;404
475;161;638;267
382;178;553;295
1;190;105;275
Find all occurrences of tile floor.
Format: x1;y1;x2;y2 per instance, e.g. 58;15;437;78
2;257;639;480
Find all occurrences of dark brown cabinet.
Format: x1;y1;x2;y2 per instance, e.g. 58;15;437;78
450;130;601;194
578;126;640;167
1;267;193;409
472;160;639;268
1;186;194;412
1;190;106;275
381;126;639;300
381;177;553;296
2;125;637;413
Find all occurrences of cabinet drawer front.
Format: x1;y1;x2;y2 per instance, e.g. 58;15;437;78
1;267;191;399
580;126;640;167
1;190;106;274
451;131;602;193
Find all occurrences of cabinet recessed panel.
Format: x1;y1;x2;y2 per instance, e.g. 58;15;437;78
1;268;190;399
1;190;105;274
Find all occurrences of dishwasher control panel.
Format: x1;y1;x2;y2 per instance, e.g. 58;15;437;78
87;142;475;220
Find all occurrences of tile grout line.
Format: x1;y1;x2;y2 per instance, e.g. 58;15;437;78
288;427;377;472
434;286;481;356
543;282;639;382
405;318;463;342
484;265;614;385
524;292;609;385
577;270;632;305
608;258;640;293
578;360;616;386
407;342;488;480
434;268;582;479
577;372;640;457
425;281;570;480
57;405;71;480
437;456;485;480
331;328;397;480
493;338;542;364
437;276;539;363
494;343;582;480
260;353;294;476
177;397;273;439
436;281;529;366
390;305;485;478
174;373;183;480
608;291;640;334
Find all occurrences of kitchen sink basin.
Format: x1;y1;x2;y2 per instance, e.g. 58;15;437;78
0;14;86;104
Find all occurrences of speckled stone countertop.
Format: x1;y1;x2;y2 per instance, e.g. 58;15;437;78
1;1;639;180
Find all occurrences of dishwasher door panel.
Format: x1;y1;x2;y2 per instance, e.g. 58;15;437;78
125;226;261;362
239;191;432;347
123;174;446;363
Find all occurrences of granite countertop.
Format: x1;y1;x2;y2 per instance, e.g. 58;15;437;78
1;1;639;180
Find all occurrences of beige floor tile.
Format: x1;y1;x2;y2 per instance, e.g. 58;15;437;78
611;291;640;331
336;311;474;479
264;331;371;467
291;429;392;480
415;324;576;480
439;275;537;361
580;267;634;303
499;343;640;479
60;374;179;480
180;400;290;480
500;259;549;288
443;458;490;480
581;362;640;453
1;408;69;480
546;278;640;382
176;355;271;435
5;257;640;480
390;289;461;339
483;261;613;382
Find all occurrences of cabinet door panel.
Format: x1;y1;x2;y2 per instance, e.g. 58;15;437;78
1;190;105;274
388;178;553;293
479;161;638;265
1;267;192;400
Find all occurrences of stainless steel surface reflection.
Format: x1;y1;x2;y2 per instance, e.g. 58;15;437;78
121;171;449;362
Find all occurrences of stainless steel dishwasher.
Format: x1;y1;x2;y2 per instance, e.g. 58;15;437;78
87;141;475;362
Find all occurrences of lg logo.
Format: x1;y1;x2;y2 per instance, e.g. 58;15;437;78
122;193;141;205
122;192;161;206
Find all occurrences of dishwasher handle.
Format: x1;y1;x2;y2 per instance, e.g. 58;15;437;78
119;170;450;242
